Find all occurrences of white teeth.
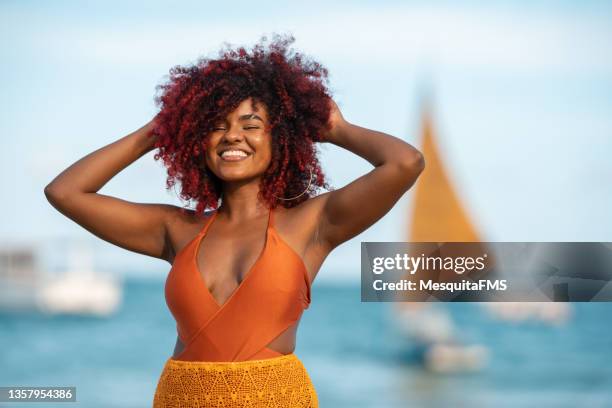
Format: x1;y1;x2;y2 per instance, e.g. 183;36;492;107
221;150;248;158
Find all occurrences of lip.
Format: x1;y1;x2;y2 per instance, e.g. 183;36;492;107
220;153;250;162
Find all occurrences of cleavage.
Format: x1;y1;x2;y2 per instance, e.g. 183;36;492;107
196;215;269;306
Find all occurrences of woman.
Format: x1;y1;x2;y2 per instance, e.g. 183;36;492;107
44;34;424;407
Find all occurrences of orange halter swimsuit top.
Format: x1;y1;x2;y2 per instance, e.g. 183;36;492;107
164;206;312;362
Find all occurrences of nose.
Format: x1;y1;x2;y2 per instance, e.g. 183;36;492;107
221;125;245;143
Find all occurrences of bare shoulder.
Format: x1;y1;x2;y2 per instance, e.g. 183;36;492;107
161;205;212;264
274;193;330;243
273;193;334;281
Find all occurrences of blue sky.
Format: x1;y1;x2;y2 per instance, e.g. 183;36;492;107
1;1;611;281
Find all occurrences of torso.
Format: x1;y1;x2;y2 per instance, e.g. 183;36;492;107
166;198;331;359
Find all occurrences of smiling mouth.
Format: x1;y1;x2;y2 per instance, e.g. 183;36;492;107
219;150;252;161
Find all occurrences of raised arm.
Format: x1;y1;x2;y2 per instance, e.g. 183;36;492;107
315;99;425;250
44;119;180;263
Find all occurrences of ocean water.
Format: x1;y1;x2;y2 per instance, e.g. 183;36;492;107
1;277;612;407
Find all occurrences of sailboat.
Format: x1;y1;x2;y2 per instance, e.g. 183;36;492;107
393;93;489;373
36;239;122;316
392;92;571;372
0;239;122;317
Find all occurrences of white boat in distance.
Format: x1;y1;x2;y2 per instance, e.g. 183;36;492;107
0;240;122;317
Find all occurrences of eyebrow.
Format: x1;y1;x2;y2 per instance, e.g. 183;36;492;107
238;113;264;122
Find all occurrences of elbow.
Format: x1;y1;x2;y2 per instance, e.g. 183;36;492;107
44;183;67;203
413;151;426;174
397;151;425;175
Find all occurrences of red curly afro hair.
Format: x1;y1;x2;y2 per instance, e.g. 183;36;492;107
150;33;335;215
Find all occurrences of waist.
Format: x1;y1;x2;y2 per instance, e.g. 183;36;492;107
165;352;301;369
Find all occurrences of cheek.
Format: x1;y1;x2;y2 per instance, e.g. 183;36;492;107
203;136;219;162
204;153;214;169
204;135;218;149
254;134;272;154
255;140;273;166
204;147;219;168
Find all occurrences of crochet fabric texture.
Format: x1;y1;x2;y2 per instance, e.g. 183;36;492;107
153;353;318;407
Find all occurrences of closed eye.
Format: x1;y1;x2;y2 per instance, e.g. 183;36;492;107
213;127;259;131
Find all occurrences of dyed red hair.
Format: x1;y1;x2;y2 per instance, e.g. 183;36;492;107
150;33;334;215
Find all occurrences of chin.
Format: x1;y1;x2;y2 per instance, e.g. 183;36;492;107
216;168;261;182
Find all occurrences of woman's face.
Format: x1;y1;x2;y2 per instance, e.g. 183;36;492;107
204;97;272;183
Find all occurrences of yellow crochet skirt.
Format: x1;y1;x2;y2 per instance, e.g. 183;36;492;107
152;353;318;407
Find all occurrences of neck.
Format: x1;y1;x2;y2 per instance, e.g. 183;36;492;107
218;179;269;223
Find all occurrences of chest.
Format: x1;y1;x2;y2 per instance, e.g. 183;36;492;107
196;228;269;291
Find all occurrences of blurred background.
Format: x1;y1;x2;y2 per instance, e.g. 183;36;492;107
1;0;611;407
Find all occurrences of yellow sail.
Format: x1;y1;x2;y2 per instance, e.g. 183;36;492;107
409;99;480;242
394;96;487;303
